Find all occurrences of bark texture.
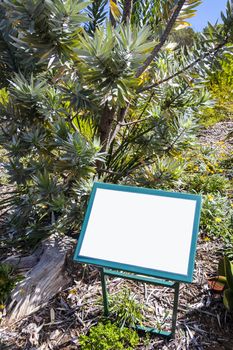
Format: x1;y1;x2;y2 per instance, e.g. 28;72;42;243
136;0;186;77
4;234;76;325
99;103;116;151
122;0;133;23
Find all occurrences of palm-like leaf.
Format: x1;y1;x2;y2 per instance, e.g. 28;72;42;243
2;0;91;65
74;24;154;106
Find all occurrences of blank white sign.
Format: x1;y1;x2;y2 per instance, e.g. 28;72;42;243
76;184;201;281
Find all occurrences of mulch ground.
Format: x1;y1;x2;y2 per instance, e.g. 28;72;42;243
199;121;233;156
1;121;233;350
1;239;233;350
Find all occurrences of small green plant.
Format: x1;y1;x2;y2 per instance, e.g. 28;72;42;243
79;322;140;350
135;156;186;190
220;156;233;179
155;310;170;332
222;257;233;311
200;194;233;237
224;234;233;260
0;263;21;305
109;288;144;328
184;173;229;194
209;257;233;311
182;145;226;175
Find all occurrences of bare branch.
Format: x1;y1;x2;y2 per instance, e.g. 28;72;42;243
118;116;151;126
136;0;186;78
108;104;130;147
108;0;186;138
137;91;156;119
138;40;228;93
165;127;188;153
122;0;133;23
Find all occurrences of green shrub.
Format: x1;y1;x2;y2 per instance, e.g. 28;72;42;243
109;288;144;328
225;242;233;260
184;173;229;194
0;117;104;240
0;264;22;305
79;322;140;350
224;229;233;259
182;145;226;175
0;0;232;244
199;53;233;127
220;156;233;179
209;256;233;311
200;194;233;237
135;156;186;190
222;256;233;311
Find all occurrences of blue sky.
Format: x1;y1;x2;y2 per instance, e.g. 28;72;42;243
104;1;227;32
189;0;228;31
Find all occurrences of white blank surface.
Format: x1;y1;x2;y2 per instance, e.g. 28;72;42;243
79;188;197;276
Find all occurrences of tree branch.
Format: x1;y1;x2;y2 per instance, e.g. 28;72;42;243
117;90;156;127
118;116;151;126
165;127;188;153
99;103;116;151
135;0;186;78
138;40;228;93
108;104;130;146
122;0;133;23
137;91;156;118
107;4;229;148
107;0;186;145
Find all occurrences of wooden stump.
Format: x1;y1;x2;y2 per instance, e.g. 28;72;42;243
3;233;76;325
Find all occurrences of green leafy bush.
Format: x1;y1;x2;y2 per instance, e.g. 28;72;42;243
0;264;22;305
134;156;186;190
184;173;229;194
200;194;233;237
200;54;233;127
209;256;233;311
182;145;225;175
223;256;233;311
0;115;104;239
0;0;233;244
220;155;233;180
79;322;139;350
109;288;144;328
224;234;233;260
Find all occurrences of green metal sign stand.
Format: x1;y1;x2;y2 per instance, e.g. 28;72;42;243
73;183;202;338
100;268;180;338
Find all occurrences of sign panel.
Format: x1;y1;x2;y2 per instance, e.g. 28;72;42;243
74;182;201;282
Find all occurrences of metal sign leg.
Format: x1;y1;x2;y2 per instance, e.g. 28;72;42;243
100;268;109;316
171;282;180;337
100;268;180;337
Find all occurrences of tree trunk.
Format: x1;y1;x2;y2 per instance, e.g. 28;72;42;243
3;233;76;325
99;103;116;151
122;0;133;24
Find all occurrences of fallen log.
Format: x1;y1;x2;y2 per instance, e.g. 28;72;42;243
3;233;76;325
3;246;43;270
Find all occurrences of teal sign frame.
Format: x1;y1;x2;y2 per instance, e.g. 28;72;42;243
74;182;201;283
73;182;202;337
